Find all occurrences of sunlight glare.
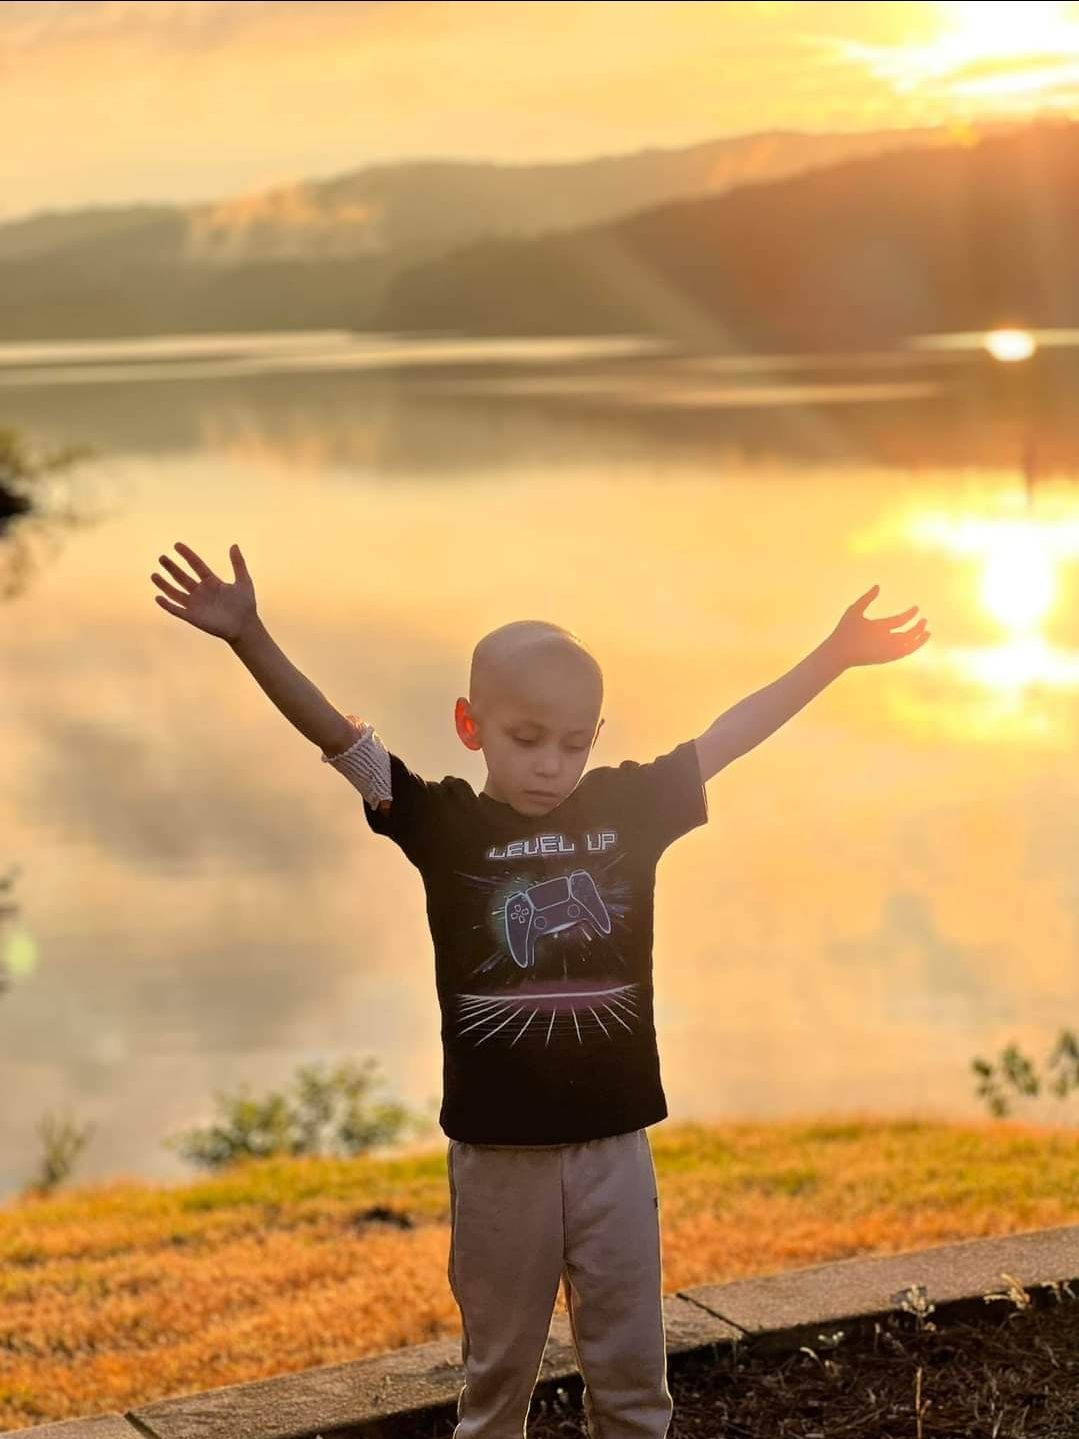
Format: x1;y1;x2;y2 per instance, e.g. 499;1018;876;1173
848;1;1079;100
901;503;1079;696
979;526;1054;631
938;2;1074;58
983;328;1037;362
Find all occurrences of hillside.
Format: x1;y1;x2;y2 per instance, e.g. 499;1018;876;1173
0;120;1022;340
376;117;1079;351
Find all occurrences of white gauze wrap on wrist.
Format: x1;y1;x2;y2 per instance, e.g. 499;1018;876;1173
320;715;393;808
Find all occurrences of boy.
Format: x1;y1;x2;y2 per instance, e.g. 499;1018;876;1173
152;539;928;1437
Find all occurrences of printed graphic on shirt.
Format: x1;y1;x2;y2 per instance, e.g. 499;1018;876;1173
449;824;643;1049
504;870;611;967
456;979;641;1048
486;828;617;861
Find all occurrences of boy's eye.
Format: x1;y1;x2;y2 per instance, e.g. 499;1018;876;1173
513;736;587;752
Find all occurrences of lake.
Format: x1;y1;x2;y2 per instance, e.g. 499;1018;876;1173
1;329;1076;1203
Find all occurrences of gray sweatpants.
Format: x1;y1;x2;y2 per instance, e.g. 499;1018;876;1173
446;1127;673;1438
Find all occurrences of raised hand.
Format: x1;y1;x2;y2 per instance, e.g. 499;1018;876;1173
827;584;930;669
151;541;258;643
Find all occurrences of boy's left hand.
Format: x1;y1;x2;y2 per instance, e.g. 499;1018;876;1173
827;584;929;669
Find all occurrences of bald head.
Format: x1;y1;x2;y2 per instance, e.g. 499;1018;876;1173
469;620;603;716
460;621;604;748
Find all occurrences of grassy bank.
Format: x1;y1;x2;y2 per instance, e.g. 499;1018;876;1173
1;1114;1076;1428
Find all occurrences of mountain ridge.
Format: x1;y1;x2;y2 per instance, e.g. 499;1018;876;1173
0;116;1041;341
375;116;1079;351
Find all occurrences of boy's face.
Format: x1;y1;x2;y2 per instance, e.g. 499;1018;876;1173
455;651;603;816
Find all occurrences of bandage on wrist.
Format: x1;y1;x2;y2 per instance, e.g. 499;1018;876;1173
320;715;393;809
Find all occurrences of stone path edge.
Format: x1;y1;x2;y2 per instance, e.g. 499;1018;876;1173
20;1222;1079;1439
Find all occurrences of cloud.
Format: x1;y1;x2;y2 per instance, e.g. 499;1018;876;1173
2;1;1077;222
0;1;387;49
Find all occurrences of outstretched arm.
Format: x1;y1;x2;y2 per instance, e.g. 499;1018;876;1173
152;539;357;758
694;584;929;783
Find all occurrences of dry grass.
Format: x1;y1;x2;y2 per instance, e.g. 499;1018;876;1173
1;1113;1076;1428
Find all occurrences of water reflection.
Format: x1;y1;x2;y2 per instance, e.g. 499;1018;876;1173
901;503;1079;696
0;331;1076;1200
3;330;1079;483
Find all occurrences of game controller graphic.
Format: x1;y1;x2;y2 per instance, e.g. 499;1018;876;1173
504;870;612;969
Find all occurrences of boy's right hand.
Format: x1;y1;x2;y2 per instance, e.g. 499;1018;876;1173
152;541;258;643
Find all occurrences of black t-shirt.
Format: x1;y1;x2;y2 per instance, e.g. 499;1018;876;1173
360;738;708;1144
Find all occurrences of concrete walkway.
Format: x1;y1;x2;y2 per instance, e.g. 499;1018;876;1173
25;1222;1079;1438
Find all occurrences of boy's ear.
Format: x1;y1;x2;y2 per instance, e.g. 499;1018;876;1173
455;696;483;751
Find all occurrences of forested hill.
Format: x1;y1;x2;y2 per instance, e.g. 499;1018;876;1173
376;117;1079;351
0;121;1018;341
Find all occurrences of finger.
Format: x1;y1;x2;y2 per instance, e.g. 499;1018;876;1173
853;583;880;614
173;541;214;580
154;595;194;622
151;572;189;604
158;554;196;590
876;605;919;627
229;543;248;579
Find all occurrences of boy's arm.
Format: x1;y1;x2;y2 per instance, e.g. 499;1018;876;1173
150;539;356;757
694;637;845;782
231;621;393;813
229;615;358;758
694;585;928;783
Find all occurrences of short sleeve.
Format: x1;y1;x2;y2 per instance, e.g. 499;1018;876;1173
615;737;709;858
361;749;438;870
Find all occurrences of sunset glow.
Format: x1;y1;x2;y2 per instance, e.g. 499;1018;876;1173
938;2;1076;63
906;503;1079;697
983;329;1038;362
979;523;1055;631
5;2;1079;222
837;0;1079;108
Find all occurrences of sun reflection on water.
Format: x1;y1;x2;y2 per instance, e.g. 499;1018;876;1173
905;500;1079;694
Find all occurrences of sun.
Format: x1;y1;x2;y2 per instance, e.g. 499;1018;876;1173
983;328;1037;362
927;2;1079;102
844;1;1079;103
936;2;1076;61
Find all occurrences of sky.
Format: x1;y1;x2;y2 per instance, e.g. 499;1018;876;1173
5;0;1079;222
